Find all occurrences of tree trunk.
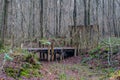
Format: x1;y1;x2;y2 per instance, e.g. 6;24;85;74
102;0;105;36
112;0;117;36
83;0;91;26
59;0;63;35
83;0;87;26
40;0;43;38
88;0;90;25
73;0;77;56
1;0;9;43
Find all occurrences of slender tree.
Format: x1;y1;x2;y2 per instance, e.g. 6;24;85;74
96;0;99;25
112;0;117;36
1;0;9;43
73;0;77;56
88;0;91;25
59;0;63;35
83;0;87;26
39;0;43;38
55;0;58;37
102;0;105;36
83;0;91;26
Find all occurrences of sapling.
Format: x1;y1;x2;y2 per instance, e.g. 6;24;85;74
108;37;112;65
100;37;120;66
0;52;13;73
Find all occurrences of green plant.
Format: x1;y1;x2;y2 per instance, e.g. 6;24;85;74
80;77;85;80
99;68;117;80
59;73;67;80
5;67;19;78
0;46;11;54
109;70;120;80
39;39;51;45
0;53;13;72
100;37;120;65
1;48;42;79
0;40;3;49
81;57;93;63
20;68;30;78
100;37;120;47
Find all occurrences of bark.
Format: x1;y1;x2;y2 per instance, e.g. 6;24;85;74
0;0;119;46
102;0;105;36
40;0;43;38
59;0;63;35
83;0;87;26
1;0;9;43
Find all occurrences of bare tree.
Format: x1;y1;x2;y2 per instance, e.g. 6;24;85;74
1;0;9;43
83;0;91;26
0;0;119;47
39;0;43;38
59;0;63;35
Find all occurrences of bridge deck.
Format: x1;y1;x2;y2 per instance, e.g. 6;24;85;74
24;47;75;51
23;47;75;61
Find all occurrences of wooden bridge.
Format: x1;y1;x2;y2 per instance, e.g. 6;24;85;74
24;47;75;61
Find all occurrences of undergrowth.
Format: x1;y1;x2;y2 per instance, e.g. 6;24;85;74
82;37;120;64
3;48;42;79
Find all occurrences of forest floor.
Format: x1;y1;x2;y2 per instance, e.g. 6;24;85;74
0;55;113;80
40;56;106;80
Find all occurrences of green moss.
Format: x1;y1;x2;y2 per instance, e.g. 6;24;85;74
20;69;30;78
5;63;42;78
5;67;19;78
32;69;42;77
4;48;42;79
22;63;33;68
20;68;42;78
0;47;8;53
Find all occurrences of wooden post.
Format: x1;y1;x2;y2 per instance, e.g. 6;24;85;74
60;54;62;60
48;46;51;61
54;52;56;61
44;53;47;60
74;46;77;57
51;42;54;61
40;52;42;60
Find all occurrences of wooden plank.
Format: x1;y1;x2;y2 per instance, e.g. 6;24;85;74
25;47;75;56
23;47;75;51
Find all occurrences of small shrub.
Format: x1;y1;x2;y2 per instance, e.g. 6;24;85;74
0;40;3;47
59;73;67;80
110;70;120;80
5;67;19;78
4;49;42;79
0;40;4;50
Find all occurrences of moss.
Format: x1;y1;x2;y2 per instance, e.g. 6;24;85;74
19;68;42;78
20;69;31;78
33;64;41;69
4;49;42;79
5;63;42;78
31;69;42;77
22;63;33;69
5;67;19;78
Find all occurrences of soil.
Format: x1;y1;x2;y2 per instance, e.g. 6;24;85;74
0;55;110;80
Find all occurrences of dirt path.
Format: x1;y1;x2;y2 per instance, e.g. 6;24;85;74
40;56;106;80
0;56;108;80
